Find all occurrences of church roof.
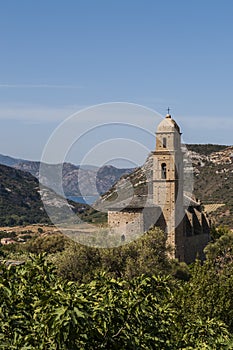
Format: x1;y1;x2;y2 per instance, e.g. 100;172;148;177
156;114;180;134
106;194;200;211
104;195;158;210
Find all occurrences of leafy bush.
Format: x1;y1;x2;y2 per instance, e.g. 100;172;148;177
25;234;67;254
0;255;231;349
53;228;172;282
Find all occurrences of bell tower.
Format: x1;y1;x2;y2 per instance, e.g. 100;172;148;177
152;112;185;260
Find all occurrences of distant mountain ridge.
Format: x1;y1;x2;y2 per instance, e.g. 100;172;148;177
0;154;27;167
0;155;134;198
186;144;229;156
0;144;232;228
33;162;134;197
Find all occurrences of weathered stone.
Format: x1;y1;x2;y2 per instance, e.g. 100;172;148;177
108;113;210;263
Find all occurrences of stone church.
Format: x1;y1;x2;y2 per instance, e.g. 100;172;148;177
107;112;210;263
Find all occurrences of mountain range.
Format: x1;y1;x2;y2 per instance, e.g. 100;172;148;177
0;144;232;228
0;154;133;197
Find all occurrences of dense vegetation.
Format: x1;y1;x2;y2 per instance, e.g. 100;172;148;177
0;228;172;281
0;164;51;226
1;227;233;349
1;255;231;350
186;143;228;155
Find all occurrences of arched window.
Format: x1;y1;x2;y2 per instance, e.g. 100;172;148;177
161;163;167;179
162;137;167;148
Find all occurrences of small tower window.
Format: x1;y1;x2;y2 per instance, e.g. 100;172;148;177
162;137;167;148
161;163;167;179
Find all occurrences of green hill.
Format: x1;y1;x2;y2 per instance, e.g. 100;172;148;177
0;164;106;227
0;164;51;226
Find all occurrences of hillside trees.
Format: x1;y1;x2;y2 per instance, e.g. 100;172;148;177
52;227;173;282
205;228;233;267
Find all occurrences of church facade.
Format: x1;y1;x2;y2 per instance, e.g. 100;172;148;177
108;113;210;263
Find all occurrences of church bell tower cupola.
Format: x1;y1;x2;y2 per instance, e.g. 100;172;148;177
152;111;185;260
155;112;182;152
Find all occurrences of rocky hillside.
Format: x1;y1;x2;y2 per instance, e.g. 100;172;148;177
99;145;233;228
0;154;29;167
0;164;106;227
187;146;233;227
186;144;228;156
1;145;232;228
0;164;50;226
0;155;134;197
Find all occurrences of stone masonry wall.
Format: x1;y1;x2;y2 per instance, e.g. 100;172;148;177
108;210;143;236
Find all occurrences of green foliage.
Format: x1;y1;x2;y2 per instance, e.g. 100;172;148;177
82;208;107;224
174;259;233;340
178;317;230;349
1;255;175;349
210;225;231;241
0;254;57;349
53;242;101;282
0;255;232;349
83;274;177;350
2;228;233;348
24;234;67;254
0;230;17;239
53;228;172;282
204;228;233;269
170;261;190;281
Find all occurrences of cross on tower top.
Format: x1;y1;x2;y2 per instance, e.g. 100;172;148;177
166;107;171;118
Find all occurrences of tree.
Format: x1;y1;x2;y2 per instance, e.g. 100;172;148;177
54;228;172;282
0;255;232;349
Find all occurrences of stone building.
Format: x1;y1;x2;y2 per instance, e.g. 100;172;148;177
108;113;210;263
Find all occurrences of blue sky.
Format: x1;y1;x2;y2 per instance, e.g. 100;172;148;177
0;0;232;165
